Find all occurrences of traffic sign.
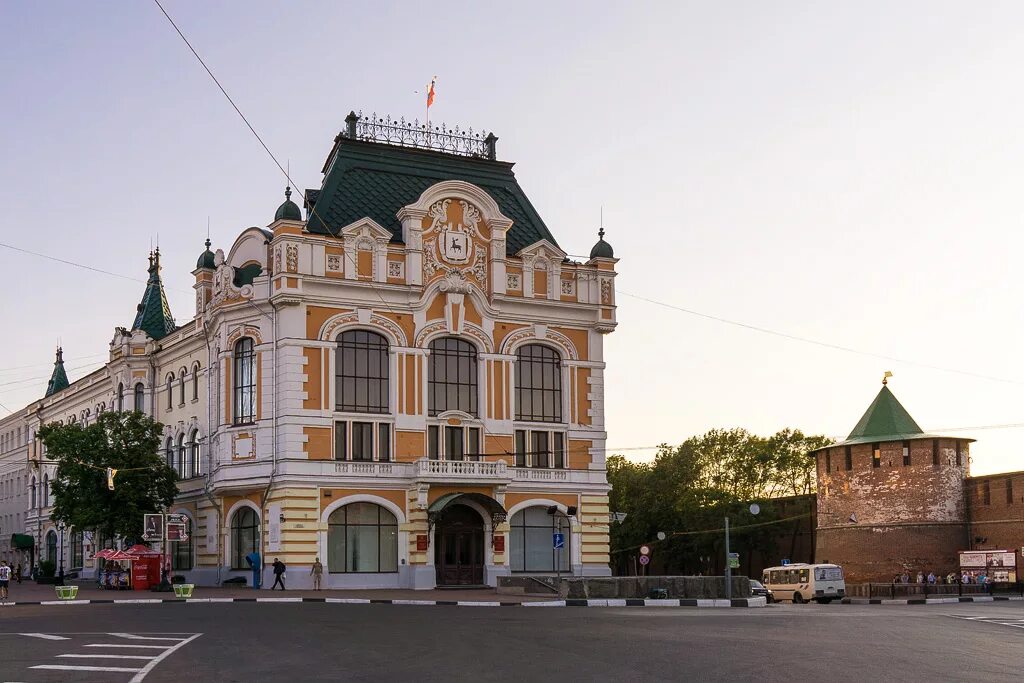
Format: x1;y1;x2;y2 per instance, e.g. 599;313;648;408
553;532;565;550
728;552;740;569
639;555;650;566
639;545;651;556
781;558;790;566
166;513;189;525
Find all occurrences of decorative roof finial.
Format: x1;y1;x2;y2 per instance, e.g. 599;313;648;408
205;237;212;249
285;186;292;201
883;370;893;386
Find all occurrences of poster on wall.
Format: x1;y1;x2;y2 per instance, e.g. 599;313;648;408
959;550;1017;582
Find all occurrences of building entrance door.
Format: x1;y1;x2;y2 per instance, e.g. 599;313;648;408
435;505;485;586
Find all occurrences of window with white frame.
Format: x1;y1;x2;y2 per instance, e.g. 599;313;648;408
427;424;481;461
233;338;257;424
327;502;398;573
189;429;201;478
514;429;566;468
515;344;562;423
133;383;145;413
428;338;478;416
335;331;389;414
509;507;570;572
334;421;391;462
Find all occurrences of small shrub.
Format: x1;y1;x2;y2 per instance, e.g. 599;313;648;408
38;560;56;578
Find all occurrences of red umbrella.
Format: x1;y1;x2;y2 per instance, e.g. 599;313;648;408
125;544;160;556
92;549;115;560
105;550;138;562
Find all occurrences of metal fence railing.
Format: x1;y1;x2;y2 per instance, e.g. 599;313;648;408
847;582;1024;599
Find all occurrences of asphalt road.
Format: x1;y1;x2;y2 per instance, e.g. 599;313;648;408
0;601;1019;682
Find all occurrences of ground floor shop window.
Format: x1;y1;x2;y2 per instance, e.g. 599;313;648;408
231;507;259;569
327;502;398;573
172;537;193;571
70;532;83;569
509;507;569;572
46;530;57;563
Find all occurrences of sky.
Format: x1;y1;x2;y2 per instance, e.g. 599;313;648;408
1;1;1022;475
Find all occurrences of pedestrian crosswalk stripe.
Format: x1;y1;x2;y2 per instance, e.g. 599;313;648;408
18;633;68;640
31;665;144;673
85;644;171;649
58;654;156;660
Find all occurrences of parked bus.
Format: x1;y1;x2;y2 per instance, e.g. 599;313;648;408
762;563;846;604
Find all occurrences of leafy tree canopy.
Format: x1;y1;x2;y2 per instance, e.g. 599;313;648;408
38;411;178;543
607;427;832;575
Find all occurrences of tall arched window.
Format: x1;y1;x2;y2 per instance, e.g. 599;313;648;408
166;374;174;410
515;344;562;422
179;369;187;406
189;429;202;478
46;530;57;563
176;433;187;479
133;383;145;413
192;363;200;401
30;477;35;509
117;383;124;412
42;474;49;507
71;531;83;569
172;517;193;570
327;502;398;573
509;507;570;572
428;338;478;416
335;331;389;413
233;338;256;424
231;507;259;569
165;437;175;472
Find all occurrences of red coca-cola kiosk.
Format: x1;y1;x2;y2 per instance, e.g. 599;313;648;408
125;545;162;591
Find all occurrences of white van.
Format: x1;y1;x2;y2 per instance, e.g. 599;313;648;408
762;563;846;604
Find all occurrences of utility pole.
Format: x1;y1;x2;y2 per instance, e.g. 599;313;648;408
724;516;731;600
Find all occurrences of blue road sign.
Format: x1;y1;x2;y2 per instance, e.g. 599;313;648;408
553;533;565;549
781;559;790;566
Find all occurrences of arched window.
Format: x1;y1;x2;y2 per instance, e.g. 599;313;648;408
515;344;562;423
509;507;570;572
46;530;57;563
428;338;478;416
42;473;49;508
189;429;201;478
71;531;83;569
233;339;256;424
335;331;389;413
327;502;398;573
192;363;200;401
133;383;145;413
30;477;35;509
231;507;260;569
172;517;193;570
117;383;124;412
179;369;187;406
166;374;174;411
165;437;175;473
176;433;187;479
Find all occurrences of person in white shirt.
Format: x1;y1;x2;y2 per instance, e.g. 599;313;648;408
0;561;11;601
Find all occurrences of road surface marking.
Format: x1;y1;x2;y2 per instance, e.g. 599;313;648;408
18;633;68;640
59;654;157;660
85;644;172;649
110;633;187;641
31;665;143;673
127;633;202;683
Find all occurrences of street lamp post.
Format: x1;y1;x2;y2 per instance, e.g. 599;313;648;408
57;522;66;587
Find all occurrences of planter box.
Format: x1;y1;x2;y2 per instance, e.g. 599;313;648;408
172;584;194;598
55;585;79;600
35;577;58;585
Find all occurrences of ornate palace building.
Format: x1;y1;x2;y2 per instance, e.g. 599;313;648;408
0;113;619;588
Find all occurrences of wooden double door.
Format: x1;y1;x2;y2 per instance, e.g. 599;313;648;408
435;505;485;586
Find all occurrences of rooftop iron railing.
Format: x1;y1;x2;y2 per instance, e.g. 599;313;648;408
342;111;498;160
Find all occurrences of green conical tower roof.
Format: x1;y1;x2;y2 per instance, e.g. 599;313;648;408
131;249;177;340
824;379;974;448
44;346;70;397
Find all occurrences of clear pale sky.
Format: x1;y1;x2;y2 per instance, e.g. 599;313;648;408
1;1;1021;475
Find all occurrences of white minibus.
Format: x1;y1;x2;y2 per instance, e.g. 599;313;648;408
762;563;846;604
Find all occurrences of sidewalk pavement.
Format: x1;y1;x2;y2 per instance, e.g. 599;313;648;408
2;579;550;604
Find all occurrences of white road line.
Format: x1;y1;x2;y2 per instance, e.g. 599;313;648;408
59;654;156;660
85;644;172;650
32;665;143;673
128;633;202;683
18;633;69;640
110;633;187;641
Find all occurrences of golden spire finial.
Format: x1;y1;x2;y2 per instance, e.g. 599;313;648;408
883;370;893;386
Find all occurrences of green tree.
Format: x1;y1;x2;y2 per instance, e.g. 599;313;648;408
39;411;178;543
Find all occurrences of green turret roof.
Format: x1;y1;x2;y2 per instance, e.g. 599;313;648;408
589;228;614;259
131;249;177;341
196;238;216;270
821;382;974;449
44;346;70;397
274;187;302;222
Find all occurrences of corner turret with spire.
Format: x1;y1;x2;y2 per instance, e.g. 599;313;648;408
131;248;177;341
44;346;70;397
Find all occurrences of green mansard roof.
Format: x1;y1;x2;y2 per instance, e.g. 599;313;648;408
131;249;176;341
44;346;70;397
304;136;560;256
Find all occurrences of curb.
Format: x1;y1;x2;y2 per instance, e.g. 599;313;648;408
0;595;768;609
841;595;1024;606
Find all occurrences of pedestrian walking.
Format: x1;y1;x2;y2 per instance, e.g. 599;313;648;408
271;558;286;590
14;563;22;584
916;571;924;584
310;557;323;591
927;572;936;585
0;561;11;602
